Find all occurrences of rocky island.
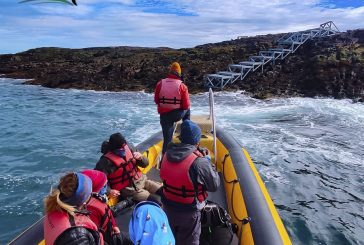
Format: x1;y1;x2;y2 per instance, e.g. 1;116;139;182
0;29;363;100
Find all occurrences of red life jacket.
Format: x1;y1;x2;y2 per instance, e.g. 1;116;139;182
44;210;103;245
87;195;114;244
160;150;208;204
158;78;183;112
105;145;142;191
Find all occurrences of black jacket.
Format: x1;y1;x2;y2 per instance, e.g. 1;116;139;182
161;143;220;210
94;144;148;179
55;227;101;245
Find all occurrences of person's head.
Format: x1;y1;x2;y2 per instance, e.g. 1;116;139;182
81;169;107;196
108;132;127;152
179;120;201;146
108;133;128;158
129;201;175;245
169;62;181;78
44;172;92;215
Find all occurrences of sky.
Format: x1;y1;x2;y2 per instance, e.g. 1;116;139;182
0;0;363;54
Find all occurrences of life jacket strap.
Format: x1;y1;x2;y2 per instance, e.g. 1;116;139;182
159;96;182;105
163;181;200;198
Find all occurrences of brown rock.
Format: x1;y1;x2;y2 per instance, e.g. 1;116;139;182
0;30;363;101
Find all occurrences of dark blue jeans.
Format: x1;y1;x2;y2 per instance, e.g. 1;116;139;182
164;206;201;245
160;109;190;154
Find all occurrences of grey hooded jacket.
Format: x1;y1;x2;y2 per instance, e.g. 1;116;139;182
161;143;220;210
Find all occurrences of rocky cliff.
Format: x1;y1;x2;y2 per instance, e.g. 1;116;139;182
0;29;363;100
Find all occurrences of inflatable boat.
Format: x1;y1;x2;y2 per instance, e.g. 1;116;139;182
9;92;292;245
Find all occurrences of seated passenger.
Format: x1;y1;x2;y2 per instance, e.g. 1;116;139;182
129;201;175;245
160;120;220;245
95;132;162;202
44;172;103;245
82;169;131;245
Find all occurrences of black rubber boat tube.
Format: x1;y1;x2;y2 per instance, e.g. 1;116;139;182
216;127;283;245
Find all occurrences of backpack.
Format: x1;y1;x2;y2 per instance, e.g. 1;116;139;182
129;201;175;245
200;201;239;245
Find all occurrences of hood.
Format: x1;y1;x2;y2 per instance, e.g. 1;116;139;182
167;74;181;80
129;201;175;245
166;143;196;162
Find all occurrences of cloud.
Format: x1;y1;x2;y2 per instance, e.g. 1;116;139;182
0;0;363;53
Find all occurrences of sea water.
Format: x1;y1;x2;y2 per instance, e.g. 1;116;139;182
0;78;363;244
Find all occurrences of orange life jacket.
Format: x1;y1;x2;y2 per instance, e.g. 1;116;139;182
160;150;208;204
44;210;103;245
158;78;183;111
105;145;142;191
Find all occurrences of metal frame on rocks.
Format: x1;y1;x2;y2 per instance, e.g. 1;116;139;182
204;21;340;89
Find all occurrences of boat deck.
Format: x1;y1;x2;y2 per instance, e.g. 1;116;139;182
115;168;227;232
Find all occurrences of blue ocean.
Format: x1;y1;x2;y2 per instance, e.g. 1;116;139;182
0;78;363;244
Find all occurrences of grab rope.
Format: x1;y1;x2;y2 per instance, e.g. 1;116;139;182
221;153;251;242
222;154;237;184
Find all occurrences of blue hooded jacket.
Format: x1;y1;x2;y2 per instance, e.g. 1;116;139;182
129;201;175;245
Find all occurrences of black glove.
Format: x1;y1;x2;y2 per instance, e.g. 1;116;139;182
197;146;209;157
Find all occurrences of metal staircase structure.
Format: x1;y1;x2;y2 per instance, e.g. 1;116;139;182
205;21;340;89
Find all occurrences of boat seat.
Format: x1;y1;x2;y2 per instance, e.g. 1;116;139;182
146;167;162;182
175;115;212;135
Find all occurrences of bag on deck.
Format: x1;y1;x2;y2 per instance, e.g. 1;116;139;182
201;201;234;228
200;201;239;245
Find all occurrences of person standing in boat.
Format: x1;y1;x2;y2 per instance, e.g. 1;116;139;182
81;169;132;245
95;132;162;202
44;172;103;245
154;62;191;154
160;120;220;245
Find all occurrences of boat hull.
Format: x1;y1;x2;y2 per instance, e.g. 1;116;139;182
9;127;291;245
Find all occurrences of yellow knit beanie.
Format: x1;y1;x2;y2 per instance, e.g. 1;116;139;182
169;62;181;76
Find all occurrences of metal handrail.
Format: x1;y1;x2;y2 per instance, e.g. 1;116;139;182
205;21;340;89
208;88;217;168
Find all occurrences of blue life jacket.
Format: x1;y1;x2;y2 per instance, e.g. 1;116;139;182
129;201;175;245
